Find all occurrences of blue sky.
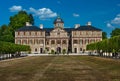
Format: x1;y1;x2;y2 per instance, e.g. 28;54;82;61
0;0;120;37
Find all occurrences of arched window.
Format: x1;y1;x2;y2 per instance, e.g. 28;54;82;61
18;32;20;35
80;48;82;51
35;48;37;52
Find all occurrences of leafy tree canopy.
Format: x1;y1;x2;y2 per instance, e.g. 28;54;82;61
9;11;34;31
102;32;107;40
111;28;120;37
0;25;14;42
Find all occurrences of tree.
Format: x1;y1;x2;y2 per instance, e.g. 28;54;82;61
87;35;120;54
29;14;34;25
111;28;120;37
9;11;34;31
0;35;14;42
0;25;7;36
102;32;107;40
0;25;14;42
0;41;31;54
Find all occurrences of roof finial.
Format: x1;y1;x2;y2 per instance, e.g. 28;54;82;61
57;14;60;18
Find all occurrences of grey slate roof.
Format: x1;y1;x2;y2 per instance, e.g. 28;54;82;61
16;25;102;33
73;26;102;31
16;26;42;31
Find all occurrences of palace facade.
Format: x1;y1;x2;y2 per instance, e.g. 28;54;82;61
15;16;102;54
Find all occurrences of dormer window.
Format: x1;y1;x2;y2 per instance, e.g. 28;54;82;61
24;32;25;35
57;19;61;21
18;32;20;35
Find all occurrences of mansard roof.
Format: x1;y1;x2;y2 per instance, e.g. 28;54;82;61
16;26;42;31
16;25;101;32
73;26;102;31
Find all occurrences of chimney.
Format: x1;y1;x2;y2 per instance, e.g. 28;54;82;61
75;24;80;29
40;24;43;29
87;21;92;26
26;22;32;26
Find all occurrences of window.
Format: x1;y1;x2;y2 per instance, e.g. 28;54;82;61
74;32;76;35
51;40;55;44
80;31;81;35
91;39;95;43
35;32;37;35
29;32;31;35
86;32;88;35
57;40;61;44
62;40;66;44
35;48;37;52
23;32;25;35
81;32;83;35
17;40;21;44
57;32;60;35
57;23;60;27
40;32;42;35
39;40;44;44
29;40;33;44
73;40;78;44
46;41;49;45
23;40;27;44
85;39;89;44
18;32;20;35
46;40;49;45
80;48;82;51
80;39;83;44
35;39;39;44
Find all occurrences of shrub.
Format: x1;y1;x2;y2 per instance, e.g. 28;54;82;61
62;49;66;55
51;49;55;54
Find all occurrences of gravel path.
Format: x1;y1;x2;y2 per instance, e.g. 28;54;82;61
0;56;119;81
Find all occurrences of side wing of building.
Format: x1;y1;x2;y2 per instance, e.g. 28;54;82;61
71;25;102;53
15;25;46;54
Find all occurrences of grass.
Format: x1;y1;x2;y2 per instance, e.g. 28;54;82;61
0;56;120;81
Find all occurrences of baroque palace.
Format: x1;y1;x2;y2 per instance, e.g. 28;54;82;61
15;16;102;54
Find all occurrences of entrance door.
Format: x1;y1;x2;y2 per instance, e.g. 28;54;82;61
74;48;77;53
80;48;82;51
57;47;61;54
40;48;43;53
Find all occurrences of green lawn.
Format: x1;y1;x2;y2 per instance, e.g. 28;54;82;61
0;56;120;81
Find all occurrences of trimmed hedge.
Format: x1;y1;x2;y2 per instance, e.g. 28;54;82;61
87;35;120;52
0;41;31;54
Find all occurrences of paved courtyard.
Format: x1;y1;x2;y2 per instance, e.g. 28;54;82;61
0;56;120;81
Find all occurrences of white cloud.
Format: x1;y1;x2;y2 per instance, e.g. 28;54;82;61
111;14;120;24
107;23;114;28
9;5;22;12
73;13;80;17
107;14;120;28
29;7;57;20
